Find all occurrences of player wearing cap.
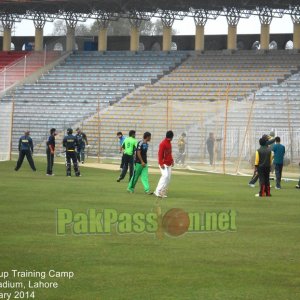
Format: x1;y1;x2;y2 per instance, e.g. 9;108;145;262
255;138;273;197
63;128;81;177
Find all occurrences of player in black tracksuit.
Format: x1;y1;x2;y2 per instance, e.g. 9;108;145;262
63;128;81;177
15;131;36;171
76;128;88;164
46;128;56;176
255;138;273;197
249;133;275;186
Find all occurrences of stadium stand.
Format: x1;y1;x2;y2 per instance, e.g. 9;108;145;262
0;51;61;92
0;51;28;70
79;51;300;159
2;51;188;152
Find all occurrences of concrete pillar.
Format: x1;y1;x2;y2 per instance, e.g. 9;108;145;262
35;27;44;51
66;26;76;51
293;22;300;50
163;26;172;51
195;24;205;51
260;24;270;50
227;25;237;50
3;27;12;51
98;27;108;52
130;26;139;51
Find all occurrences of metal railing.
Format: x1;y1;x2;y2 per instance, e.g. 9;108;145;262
0;50;62;93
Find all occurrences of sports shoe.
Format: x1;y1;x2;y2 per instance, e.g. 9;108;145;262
117;178;121;182
296;185;300;189
248;184;255;188
146;191;154;195
255;194;260;197
127;189;134;194
162;195;168;198
275;186;281;190
46;174;55;176
153;191;162;198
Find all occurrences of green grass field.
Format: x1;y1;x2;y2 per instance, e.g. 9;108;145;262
0;159;300;300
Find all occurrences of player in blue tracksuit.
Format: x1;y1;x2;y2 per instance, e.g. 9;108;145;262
76;128;88;164
15;131;36;171
63;128;81;177
117;132;126;170
272;137;285;189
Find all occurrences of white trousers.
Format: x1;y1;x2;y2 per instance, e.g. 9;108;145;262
155;165;172;196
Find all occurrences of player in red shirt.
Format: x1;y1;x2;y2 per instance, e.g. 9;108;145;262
154;131;174;198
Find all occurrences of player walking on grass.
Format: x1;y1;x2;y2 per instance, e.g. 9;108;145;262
255;138;273;197
127;132;152;194
46;128;57;176
63;128;81;177
15;131;36;172
154;131;174;198
117;130;137;182
272;137;285;190
117;132;126;170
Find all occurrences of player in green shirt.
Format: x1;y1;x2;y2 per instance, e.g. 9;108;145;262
117;130;137;182
127;132;152;194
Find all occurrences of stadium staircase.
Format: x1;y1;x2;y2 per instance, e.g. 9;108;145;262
2;51;188;152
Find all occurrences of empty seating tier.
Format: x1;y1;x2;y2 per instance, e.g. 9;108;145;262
79;51;300;159
3;51;188;151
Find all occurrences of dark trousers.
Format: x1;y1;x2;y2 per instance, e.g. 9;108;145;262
46;149;54;175
275;164;283;188
258;166;271;197
208;149;214;165
119;154;134;181
249;170;259;185
120;153;125;169
66;151;80;176
15;150;36;171
77;144;85;162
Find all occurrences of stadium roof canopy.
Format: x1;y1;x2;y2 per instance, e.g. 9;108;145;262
1;0;299;15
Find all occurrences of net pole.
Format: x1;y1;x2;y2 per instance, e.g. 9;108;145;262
166;90;169;130
9;98;15;161
199;111;203;163
286;92;293;163
235;92;256;174
213;92;221;169
222;84;230;174
97;98;101;164
169;92;173;130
